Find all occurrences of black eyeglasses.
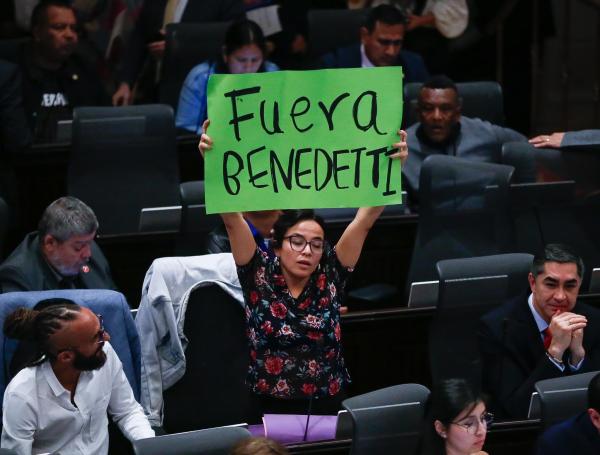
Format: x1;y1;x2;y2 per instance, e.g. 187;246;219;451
451;412;494;435
284;235;324;253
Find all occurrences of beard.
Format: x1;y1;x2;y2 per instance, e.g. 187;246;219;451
73;344;107;371
47;252;86;277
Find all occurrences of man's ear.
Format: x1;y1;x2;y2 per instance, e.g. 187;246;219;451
588;408;600;431
359;26;369;44
42;234;59;250
55;349;74;364
528;272;536;294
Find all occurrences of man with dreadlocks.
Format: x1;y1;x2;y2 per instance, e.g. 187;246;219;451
1;299;154;454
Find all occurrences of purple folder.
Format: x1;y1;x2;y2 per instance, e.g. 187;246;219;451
262;414;338;444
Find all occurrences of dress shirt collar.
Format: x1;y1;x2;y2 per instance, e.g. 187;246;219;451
41;359;70;398
528;293;548;334
360;44;375;68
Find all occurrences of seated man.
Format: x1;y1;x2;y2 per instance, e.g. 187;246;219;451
530;130;600;150
17;0;110;142
1;299;154;453
320;4;429;83
536;372;600;454
479;244;600;419
403;75;526;203
0;196;116;292
206;210;280;255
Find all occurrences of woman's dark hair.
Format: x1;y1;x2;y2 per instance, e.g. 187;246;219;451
420;379;486;455
271;209;327;249
224;19;267;57
4;299;81;363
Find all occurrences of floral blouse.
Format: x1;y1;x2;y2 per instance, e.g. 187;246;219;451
237;246;352;399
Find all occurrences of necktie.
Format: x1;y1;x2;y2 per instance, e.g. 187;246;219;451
542;328;552;350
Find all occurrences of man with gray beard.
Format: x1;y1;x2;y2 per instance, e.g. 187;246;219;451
0;196;116;292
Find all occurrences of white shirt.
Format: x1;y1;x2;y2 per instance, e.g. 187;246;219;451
360;44;375;68
1;343;154;455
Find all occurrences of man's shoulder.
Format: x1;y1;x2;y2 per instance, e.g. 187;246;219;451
539;413;594;451
0;233;42;274
5;364;39;397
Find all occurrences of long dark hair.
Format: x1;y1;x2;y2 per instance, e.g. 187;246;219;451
420;379;486;455
217;19;267;73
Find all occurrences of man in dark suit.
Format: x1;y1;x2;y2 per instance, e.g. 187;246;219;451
320;5;429;83
479;244;600;419
0;196;116;292
536;372;600;454
112;0;245;105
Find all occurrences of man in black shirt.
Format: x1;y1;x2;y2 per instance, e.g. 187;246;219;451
18;0;109;142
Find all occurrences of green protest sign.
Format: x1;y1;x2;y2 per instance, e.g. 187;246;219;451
205;67;403;214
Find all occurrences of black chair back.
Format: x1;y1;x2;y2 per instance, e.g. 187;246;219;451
132;426;251;455
430;253;533;388
162;285;256;433
307;9;367;59
535;371;600;428
68;104;180;236
407;155;515;289
404;81;504;127
342;383;430;455
160;22;230;111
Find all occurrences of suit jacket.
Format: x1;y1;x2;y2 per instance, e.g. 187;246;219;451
478;295;600;419
0;232;117;293
119;0;245;86
320;44;429;83
561;130;600;150
536;412;600;455
0;59;31;154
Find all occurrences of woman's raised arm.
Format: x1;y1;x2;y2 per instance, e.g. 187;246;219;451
199;119;256;266
335;130;408;268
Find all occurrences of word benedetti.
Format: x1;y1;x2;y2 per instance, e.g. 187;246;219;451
219;84;397;196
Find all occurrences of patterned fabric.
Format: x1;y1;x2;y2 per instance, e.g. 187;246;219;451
237;247;352;399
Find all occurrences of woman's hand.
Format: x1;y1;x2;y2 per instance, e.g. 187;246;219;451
391;129;409;164
198;119;212;159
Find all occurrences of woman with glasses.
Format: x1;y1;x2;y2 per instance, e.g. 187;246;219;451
199;122;408;415
422;378;492;455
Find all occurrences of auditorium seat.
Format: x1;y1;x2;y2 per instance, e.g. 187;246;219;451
342;383;430;455
307;9;367;60
160;22;230;111
534;371;600;428
404;81;505;127
69;104;181;236
430;253;533;388
162;284;257;433
406;155;515;290
132;426;251;455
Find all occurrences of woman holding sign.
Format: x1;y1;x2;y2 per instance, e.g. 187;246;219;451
176;19;279;135
200;121;408;415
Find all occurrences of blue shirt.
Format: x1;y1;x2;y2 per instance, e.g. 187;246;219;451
175;60;279;134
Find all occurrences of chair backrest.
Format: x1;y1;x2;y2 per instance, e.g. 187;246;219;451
68;104;180;236
406;155;515;288
307;9;367;59
0;289;141;405
132;426;251;455
342;383;430;455
429;253;533;387
535;371;600;428
162;284;255;433
501;141;537;184
0;449;19;454
176;180;221;255
403;81;504;127
159;22;231;111
0;38;29;63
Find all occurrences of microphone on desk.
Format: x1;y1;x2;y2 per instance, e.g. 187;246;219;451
303;336;325;442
